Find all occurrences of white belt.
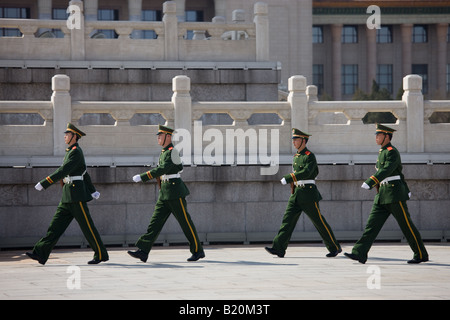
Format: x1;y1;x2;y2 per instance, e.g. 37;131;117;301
63;170;86;184
294;180;315;187
380;175;400;185
161;173;181;182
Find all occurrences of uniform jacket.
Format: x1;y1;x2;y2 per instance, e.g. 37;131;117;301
40;143;95;203
140;143;190;200
365;142;410;205
283;147;322;203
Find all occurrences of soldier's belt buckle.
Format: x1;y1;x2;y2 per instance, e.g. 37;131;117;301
63;177;71;184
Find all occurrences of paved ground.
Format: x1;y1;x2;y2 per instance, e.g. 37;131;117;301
1;242;449;301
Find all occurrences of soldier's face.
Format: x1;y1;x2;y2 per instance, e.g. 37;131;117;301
292;137;303;149
157;133;171;146
64;132;74;145
375;133;385;145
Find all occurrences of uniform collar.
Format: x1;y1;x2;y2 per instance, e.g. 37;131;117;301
162;143;174;152
296;147;309;155
66;143;79;152
379;142;392;152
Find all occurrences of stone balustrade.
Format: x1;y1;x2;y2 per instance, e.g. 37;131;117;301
0;74;449;167
0;1;269;63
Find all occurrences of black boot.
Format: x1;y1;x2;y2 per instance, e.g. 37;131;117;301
344;252;366;264
127;249;148;262
264;247;285;258
26;252;46;265
187;251;205;261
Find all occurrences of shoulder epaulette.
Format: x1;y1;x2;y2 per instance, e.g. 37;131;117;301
387;146;393;151
168;147;173;150
71;146;77;150
305;151;311;155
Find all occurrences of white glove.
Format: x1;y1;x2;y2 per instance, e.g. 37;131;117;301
91;191;100;200
280;178;287;185
361;182;370;190
133;174;142;183
35;182;43;191
408;192;412;198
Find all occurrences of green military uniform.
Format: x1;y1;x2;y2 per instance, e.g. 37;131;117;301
27;123;108;265
346;124;428;264
266;129;341;257
130;125;204;262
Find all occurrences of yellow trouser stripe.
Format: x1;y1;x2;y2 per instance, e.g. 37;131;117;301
399;201;422;259
315;202;339;251
79;202;102;261
179;198;198;253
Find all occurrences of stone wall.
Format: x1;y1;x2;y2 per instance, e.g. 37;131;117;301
1;163;449;249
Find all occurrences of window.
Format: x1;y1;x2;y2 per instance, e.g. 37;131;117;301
0;7;30;37
412;64;428;94
376;25;392;43
313;64;324;95
97;9;119;39
377;64;393;94
52;8;69;38
313;26;323;43
342;64;358;95
412;25;427;43
342;25;358;43
141;10;162;39
185;10;204;39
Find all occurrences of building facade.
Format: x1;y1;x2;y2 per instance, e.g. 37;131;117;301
2;1;448;100
313;0;450;100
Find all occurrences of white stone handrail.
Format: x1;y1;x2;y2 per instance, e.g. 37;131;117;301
0;1;269;62
1;74;450;165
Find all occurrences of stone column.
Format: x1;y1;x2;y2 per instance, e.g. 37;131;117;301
331;24;342;100
288;75;308;152
69;0;85;60
37;0;52;36
436;23;448;99
402;75;424;152
129;0;142;39
254;2;269;61
163;1;178;60
52;75;72;156
366;27;377;92
401;24;412;77
84;0;98;22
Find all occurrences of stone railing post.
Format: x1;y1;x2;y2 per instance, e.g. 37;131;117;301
163;1;178;60
68;0;85;60
172;75;192;132
288;75;308;151
403;74;424;152
253;2;269;61
51;75;72;156
306;85;318;102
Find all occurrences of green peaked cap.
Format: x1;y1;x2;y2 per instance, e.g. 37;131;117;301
291;128;311;139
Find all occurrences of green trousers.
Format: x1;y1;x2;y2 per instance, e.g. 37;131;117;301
33;201;108;263
352;201;428;262
272;197;341;256
136;197;203;255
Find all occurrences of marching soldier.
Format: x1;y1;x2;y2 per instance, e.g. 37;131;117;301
128;125;205;262
265;128;341;258
345;124;429;264
26;123;109;265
